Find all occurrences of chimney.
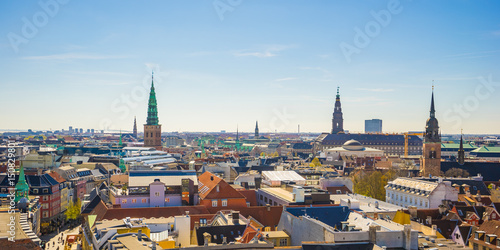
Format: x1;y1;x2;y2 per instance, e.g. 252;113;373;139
373;213;379;220
426;216;432;225
232;211;239;225
266;204;271;211
138;229;142;241
369;225;378;244
408;206;417;219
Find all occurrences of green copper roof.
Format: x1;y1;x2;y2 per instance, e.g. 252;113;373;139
15;163;29;202
441;143;478;149
146;72;159;125
471;146;500;153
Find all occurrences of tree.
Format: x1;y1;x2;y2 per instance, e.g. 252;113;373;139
444;168;470;178
65;198;81;221
310;157;322;167
352;170;397;201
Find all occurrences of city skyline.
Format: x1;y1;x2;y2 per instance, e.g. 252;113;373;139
1;1;499;133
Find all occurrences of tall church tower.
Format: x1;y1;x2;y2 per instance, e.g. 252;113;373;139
331;87;344;134
255;121;259;138
458;131;465;165
422;87;441;177
144;72;162;150
133;116;137;139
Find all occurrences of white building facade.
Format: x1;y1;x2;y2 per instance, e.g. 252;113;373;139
385;177;458;209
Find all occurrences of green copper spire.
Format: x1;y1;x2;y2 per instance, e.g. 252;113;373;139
15;163;29;202
336;86;340;99
146;72;159;125
119;130;123;147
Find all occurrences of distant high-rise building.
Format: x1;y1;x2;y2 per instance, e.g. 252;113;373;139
144;72;162;150
331;87;344;134
365;119;382;133
255;121;259;138
79;128;83;134
69;126;73;133
422;87;441;177
91;129;94;133
86;129;90;133
133;116;137;139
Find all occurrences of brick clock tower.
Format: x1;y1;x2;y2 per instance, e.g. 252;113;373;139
144;73;162;150
422;87;441;177
331;86;344;134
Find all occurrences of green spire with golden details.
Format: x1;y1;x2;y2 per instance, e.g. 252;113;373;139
15;163;29;202
146;72;159;126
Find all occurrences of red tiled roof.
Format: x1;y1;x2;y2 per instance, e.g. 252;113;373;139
198;172;246;200
239;190;258;206
48;171;66;183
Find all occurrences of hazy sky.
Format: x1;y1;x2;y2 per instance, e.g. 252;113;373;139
1;1;499;134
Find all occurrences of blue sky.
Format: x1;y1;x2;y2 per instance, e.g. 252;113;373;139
1;0;499;134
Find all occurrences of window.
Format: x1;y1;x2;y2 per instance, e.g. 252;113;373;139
260;195;263;201
280;238;288;246
165;198;170;203
200;218;207;226
43;189;48;193
34;189;38;194
212;200;217;207
43;211;49;218
222;199;227;207
337;190;342;194
122;199;127;204
132;199;136;203
264;197;268;203
155;192;160;196
43;196;48;201
142;199;147;203
42;203;49;209
1;188;6;192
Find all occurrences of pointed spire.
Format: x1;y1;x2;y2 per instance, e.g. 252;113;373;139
336;86;340;99
133;116;137;139
430;82;436;118
236;125;239;142
255;121;259;138
458;129;465;165
119;130;123;147
15;162;29;202
146;71;159;125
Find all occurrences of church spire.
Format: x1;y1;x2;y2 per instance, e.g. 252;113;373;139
458;129;465;165
133;116;137;139
332;86;344;134
430;84;436;118
255;121;259;138
146;71;159;126
15;163;29;202
236;125;239;142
